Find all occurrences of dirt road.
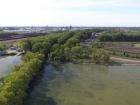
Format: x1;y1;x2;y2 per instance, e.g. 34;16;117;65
110;56;140;64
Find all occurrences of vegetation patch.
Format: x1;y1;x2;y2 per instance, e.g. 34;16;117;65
0;52;44;105
99;31;140;42
21;30;110;64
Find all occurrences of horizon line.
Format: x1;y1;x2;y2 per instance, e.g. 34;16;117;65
0;26;140;28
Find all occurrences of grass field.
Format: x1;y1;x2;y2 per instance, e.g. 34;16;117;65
102;42;140;59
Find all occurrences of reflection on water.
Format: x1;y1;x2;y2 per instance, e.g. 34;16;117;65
25;64;140;105
0;55;21;78
25;65;58;105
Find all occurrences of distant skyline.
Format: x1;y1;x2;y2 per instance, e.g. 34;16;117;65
0;0;140;26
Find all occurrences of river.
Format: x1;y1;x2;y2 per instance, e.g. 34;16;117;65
25;63;140;105
0;55;22;78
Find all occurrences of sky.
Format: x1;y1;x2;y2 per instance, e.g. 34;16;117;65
0;0;140;26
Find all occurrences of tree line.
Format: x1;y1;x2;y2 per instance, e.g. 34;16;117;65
99;31;140;42
0;52;44;105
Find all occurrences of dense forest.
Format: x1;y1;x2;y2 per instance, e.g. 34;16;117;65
21;30;109;63
99;31;140;42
